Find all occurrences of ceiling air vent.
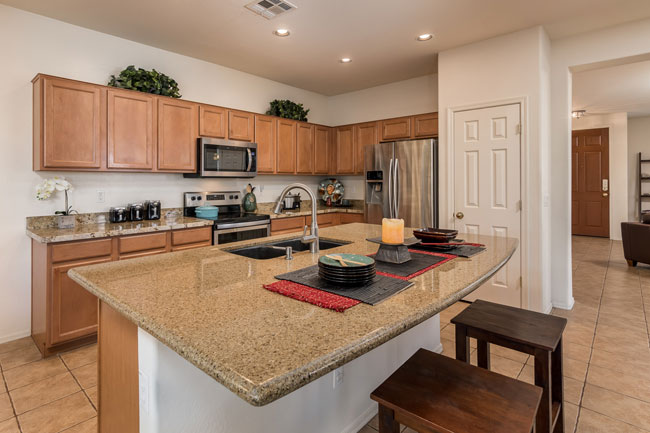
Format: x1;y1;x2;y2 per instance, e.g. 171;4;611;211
245;0;297;20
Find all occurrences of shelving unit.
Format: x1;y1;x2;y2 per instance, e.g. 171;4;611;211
639;152;650;220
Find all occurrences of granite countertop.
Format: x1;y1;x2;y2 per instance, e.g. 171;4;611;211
26;216;214;243
68;224;517;406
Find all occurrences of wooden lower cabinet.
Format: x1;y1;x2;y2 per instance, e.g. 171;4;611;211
271;212;365;235
31;227;212;357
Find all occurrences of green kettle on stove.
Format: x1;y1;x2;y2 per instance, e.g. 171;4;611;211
243;184;257;212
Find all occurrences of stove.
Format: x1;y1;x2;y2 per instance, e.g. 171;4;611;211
183;191;270;245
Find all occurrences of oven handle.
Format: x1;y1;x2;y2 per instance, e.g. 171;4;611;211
247;148;253;172
214;221;271;231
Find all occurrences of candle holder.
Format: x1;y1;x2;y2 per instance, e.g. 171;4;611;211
366;237;421;264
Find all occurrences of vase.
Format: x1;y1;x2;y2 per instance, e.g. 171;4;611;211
56;215;75;229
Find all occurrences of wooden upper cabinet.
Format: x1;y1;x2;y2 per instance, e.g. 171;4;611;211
107;89;154;170
354;122;377;174
228;110;255;141
199;105;226;138
313;125;330;175
157;98;198;172
328;127;338;176
255;115;276;174
276;118;297;174
413;112;438;138
336;125;355;175
296;123;314;174
35;76;105;170
379;116;411;141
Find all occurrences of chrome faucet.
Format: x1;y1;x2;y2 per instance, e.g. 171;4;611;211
273;183;319;254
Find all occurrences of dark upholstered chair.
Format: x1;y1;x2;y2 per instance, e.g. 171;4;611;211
621;222;650;266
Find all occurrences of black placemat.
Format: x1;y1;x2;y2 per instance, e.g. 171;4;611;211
372;251;449;277
410;243;485;258
275;266;413;306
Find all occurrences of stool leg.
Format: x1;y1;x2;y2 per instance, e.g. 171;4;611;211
477;340;490;369
455;324;470;363
378;404;400;433
534;349;552;433
552;339;564;433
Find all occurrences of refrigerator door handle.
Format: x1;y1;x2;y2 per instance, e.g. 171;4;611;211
394;158;400;218
388;158;394;218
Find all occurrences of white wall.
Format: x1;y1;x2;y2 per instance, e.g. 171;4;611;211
627;116;650;220
437;26;551;313
327;74;438;125
550;18;650;311
572;113;628;240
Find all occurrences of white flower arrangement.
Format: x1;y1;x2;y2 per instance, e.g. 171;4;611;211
35;177;75;215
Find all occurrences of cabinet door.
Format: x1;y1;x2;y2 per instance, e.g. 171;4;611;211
313;126;330;174
340;213;364;224
296;123;314;174
336;126;355;174
42;77;105;169
157;98;198;172
328;127;338;176
354;122;377;174
379;116;411;141
107;89;154;170
50;256;111;345
228;110;255;141
276;119;297;174
199;105;226;138
255;115;276;174
413;112;438;137
271;216;305;235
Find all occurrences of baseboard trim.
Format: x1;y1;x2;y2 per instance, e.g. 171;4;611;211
341;403;377;433
0;329;31;345
433;342;444;354
552;297;575;311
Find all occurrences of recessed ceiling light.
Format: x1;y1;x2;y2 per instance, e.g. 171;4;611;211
340;58;352;63
417;34;433;41
274;28;290;37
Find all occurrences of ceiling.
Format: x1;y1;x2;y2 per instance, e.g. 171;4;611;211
573;60;650;117
4;0;650;95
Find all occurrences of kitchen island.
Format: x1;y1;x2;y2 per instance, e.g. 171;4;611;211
69;223;517;433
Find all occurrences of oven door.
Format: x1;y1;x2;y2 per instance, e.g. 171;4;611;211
213;223;270;245
201;139;257;178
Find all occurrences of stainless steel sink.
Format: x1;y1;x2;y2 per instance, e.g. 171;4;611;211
227;238;349;260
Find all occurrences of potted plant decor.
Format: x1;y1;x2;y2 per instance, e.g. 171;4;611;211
36;177;77;228
108;65;181;98
266;99;310;122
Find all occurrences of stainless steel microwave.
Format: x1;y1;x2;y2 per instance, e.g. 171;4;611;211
184;138;257;178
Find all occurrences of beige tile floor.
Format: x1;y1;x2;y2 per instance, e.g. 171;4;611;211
1;237;648;432
360;236;650;433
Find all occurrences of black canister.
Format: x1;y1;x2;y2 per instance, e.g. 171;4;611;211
144;200;161;220
109;207;128;223
127;203;144;221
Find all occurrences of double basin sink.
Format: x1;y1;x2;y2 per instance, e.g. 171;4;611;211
228;238;349;260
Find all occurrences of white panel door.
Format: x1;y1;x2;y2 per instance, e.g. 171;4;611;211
454;104;521;307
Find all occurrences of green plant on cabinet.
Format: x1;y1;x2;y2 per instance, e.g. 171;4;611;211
266;99;310;122
108;65;181;98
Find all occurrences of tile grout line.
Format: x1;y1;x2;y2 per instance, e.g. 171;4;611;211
60;354;98;412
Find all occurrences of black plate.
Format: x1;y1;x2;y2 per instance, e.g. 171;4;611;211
318;269;376;279
319;275;377;286
318;264;375;274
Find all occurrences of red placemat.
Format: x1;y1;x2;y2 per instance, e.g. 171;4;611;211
264;280;360;312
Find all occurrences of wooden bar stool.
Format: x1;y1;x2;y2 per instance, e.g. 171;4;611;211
370;348;542;433
451;300;567;433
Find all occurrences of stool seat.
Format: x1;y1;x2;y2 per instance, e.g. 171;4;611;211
370;348;542;433
451;300;566;351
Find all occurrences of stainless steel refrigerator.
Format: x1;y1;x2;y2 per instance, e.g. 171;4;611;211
364;139;438;228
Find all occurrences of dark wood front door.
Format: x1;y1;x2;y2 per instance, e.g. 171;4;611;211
572;128;609;237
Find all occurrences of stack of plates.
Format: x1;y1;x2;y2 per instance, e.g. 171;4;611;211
318;254;376;286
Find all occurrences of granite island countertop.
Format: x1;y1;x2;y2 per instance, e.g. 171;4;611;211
68;223;517;406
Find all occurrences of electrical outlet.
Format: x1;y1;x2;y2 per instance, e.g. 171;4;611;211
139;371;149;414
333;366;344;389
96;190;105;203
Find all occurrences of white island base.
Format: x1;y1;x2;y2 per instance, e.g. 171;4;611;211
137;315;442;433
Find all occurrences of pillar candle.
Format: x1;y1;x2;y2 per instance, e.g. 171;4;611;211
382;218;404;244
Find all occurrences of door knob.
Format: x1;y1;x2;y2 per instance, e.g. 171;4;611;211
602;192;609;197
455;212;464;219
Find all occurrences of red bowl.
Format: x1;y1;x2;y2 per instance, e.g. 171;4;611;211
413;228;458;243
